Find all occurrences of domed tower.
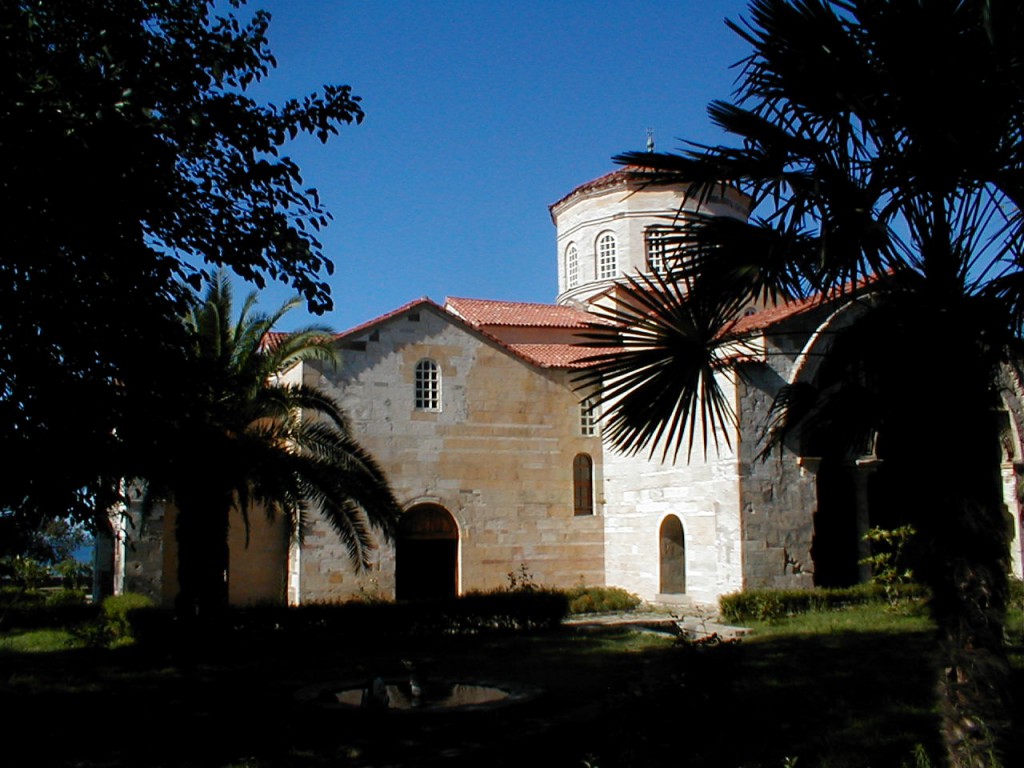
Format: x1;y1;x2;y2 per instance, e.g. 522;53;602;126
549;167;749;307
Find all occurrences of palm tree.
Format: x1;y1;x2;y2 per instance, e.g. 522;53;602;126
576;1;1024;764
139;272;402;620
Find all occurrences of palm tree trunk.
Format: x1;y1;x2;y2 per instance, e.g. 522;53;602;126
884;335;1012;767
173;485;231;623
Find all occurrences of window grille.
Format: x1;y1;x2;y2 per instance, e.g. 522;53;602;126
566;243;579;288
596;233;617;279
414;359;440;410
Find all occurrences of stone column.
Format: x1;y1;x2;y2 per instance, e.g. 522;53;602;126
853;457;882;583
287;528;302;606
1002;462;1023;580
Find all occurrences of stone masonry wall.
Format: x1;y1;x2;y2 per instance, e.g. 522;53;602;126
601;372;745;606
735;309;837;590
298;305;605;602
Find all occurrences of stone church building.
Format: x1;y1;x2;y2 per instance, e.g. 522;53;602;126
114;167;1024;608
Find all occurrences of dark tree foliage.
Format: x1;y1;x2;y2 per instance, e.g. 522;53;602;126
577;1;1024;764
0;513;88;566
0;1;363;526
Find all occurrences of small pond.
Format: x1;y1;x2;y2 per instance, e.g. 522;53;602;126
297;676;538;714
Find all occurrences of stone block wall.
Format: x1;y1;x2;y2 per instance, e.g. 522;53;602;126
601;372;745;605
298;305;606;602
736;308;848;591
123;501;289;607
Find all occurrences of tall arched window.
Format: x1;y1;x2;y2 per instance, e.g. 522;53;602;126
646;226;688;275
414;359;440;411
659;515;686;594
596;232;617;279
645;227;671;274
573;453;594;516
566;243;579;288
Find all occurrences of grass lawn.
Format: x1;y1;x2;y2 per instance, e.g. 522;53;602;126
1;600;1020;767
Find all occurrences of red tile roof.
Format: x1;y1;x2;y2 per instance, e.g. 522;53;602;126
509;343;617;369
335;297;442;339
445;297;607;329
730;275;882;336
329;296;597;370
262;331;289;350
730;296;820;335
548;165;681;213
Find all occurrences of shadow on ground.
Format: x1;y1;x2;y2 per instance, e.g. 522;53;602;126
0;623;996;767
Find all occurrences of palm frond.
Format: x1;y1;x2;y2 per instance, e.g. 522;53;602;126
574;270;749;462
153;270;402;584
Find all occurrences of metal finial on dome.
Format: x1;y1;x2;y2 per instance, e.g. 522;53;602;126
646;127;655;153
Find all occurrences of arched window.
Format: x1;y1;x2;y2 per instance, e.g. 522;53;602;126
596;232;617;279
573;453;594;516
659;515;686;594
645;227;671;274
566;243;579;288
414;359;440;410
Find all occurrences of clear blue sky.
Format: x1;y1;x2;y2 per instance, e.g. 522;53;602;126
239;0;752;331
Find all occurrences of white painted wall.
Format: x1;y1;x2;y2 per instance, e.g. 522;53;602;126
600;373;744;605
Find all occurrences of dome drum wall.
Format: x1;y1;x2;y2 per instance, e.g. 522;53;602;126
550;171;747;307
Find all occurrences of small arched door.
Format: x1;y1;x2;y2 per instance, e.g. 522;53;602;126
659;515;686;594
395;504;458;601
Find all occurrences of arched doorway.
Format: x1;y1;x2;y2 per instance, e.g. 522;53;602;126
395;504;458;601
659;515;686;594
811;458;862;587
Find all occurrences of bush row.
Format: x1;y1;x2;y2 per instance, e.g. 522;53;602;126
565;585;642;614
718;583;928;623
129;588;570;643
3;583;644;640
0;587;97;629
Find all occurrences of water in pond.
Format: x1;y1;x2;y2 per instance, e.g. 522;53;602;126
335;681;509;710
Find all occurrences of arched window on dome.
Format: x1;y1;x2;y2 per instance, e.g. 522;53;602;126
646;226;689;275
414;358;441;411
573;453;594;516
596;232;617;280
645;228;671;274
566;243;579;288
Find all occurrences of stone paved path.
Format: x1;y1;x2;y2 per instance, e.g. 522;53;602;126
564;610;752;639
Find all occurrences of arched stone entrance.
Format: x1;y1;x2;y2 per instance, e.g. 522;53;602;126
395;504;459;601
811;458;863;587
659;515;686;594
791;298;1017;587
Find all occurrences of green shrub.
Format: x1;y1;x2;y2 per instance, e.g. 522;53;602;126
101;593;155;641
0;628;81;653
43;588;88;608
861;525;917;606
719;583;927;623
221;589;570;637
565;585;642;614
0;586;97;630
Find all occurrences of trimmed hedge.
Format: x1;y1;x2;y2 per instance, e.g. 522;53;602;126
565;585;642;614
101;593;155;641
719;583;928;623
129;588;570;644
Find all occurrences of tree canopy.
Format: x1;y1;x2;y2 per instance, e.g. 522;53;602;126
0;0;363;524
